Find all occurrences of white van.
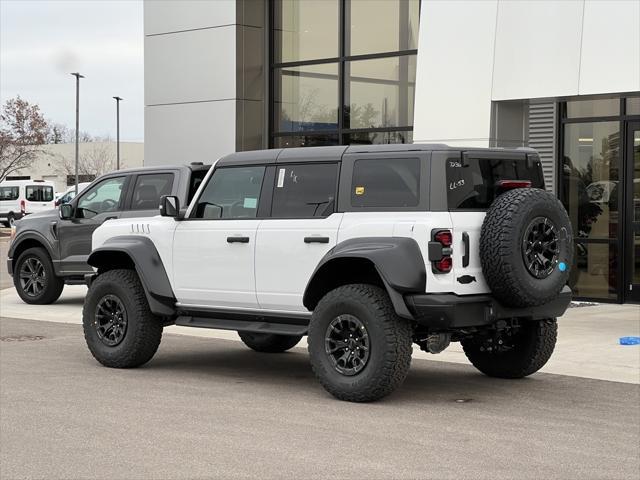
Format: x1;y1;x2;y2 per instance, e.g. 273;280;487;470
0;179;56;227
54;182;92;207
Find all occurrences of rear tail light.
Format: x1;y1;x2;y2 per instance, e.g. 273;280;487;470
429;229;453;274
20;200;26;214
496;180;532;189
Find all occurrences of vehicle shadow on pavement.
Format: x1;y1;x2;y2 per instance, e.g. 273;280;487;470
146;337;558;404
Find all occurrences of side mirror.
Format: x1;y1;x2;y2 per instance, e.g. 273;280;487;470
59;203;74;220
160;195;180;218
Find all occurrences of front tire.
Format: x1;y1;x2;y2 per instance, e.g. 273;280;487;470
13;247;64;304
83;269;163;368
308;284;413;402
461;318;557;378
238;332;302;353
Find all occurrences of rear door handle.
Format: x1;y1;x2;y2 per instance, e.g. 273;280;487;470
462;232;470;268
227;236;250;243
304;236;330;244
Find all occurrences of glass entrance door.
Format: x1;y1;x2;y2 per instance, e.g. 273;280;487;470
625;122;640;302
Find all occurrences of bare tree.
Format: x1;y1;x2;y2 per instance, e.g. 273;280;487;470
0;97;50;181
56;142;121;179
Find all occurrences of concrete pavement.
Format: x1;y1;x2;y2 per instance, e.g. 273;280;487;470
1;317;639;480
1;284;638;384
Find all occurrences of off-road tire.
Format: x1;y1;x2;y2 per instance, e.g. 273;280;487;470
308;284;413;402
238;332;302;353
461;318;557;378
83;269;163;368
13;247;64;305
480;188;573;308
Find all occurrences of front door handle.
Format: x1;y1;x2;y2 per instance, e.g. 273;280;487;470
227;236;250;243
304;236;330;244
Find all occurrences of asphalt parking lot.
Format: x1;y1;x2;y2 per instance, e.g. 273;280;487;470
1;316;639;480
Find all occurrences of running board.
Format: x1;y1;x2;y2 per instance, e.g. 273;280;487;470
175;316;309;336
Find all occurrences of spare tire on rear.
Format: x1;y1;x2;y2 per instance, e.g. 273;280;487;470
480;188;573;308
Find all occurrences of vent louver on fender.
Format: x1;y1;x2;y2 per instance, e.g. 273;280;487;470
528;102;557;194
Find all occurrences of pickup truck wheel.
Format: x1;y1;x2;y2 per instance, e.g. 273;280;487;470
83;269;163;368
461;318;557;378
308;284;413;402
238;332;302;353
13;247;64;305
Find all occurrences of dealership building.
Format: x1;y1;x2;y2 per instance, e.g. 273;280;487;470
143;0;640;303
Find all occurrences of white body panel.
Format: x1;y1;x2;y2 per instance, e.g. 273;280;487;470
255;214;343;311
172;219;261;308
449;212;490;295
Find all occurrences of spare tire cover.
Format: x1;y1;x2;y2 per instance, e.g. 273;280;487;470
480;188;573;308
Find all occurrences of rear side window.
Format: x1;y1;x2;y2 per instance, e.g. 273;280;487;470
351;158;420;207
0;186;19;200
446;157;545;210
130;173;174;210
25;185;54;202
272;163;338;218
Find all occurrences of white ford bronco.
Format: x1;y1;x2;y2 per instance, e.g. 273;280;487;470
84;144;573;402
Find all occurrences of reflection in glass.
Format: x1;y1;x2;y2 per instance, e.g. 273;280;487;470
562;122;620;240
634;130;640;222
348;0;419;55
273;63;339;133
346;55;416;129
345;130;413;145
566;98;620;118
273;0;338;63
274;134;339;148
570;241;617;299
626;97;640;115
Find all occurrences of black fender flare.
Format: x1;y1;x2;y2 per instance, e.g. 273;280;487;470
303;237;426;319
9;231;57;273
87;236;176;317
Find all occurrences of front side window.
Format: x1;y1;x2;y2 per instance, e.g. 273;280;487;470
26;185;54;202
272;163;338;217
0;186;19;200
351;158;419;208
130;173;174;210
192;167;265;219
76;177;125;219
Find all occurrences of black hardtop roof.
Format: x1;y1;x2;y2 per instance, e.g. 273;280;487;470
101;163;211;177
216;144;537;166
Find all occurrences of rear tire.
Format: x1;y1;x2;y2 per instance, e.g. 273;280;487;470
8;213;16;227
83;269;163;368
13;247;64;305
461;318;557;378
238;332;302;353
308;284;413;402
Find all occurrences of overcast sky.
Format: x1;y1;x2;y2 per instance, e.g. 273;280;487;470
1;0;144;142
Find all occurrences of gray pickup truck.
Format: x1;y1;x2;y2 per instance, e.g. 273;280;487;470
7;163;209;304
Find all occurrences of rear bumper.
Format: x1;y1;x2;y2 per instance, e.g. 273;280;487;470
0;212;24;220
405;286;572;330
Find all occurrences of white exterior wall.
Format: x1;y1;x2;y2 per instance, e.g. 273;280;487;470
144;0;237;166
413;0;640;146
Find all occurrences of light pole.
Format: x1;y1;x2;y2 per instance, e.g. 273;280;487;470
71;72;84;195
112;96;122;170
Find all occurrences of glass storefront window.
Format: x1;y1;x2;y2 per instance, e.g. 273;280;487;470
346;55;416;129
344;130;413;145
273;134;339;148
570;242;618;300
348;0;419;55
566;98;620;118
273;63;339;133
626;97;640;115
562;121;620;240
273;0;339;63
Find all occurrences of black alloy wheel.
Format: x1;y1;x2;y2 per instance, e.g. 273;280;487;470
94;294;128;347
19;257;46;297
522;216;560;279
325;314;371;376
